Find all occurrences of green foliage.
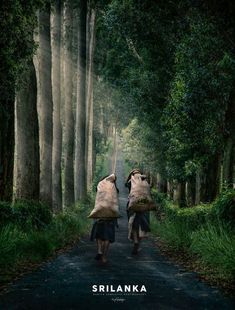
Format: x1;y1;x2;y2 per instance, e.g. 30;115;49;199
0;200;52;230
151;201;213;249
153;191;213;225
0;0;45;102
121;118;164;174
162;10;235;180
191;223;235;280
0;201;91;270
92;138;113;191
151;215;192;249
151;192;235;282
0;225;24;268
211;189;235;226
96;1;235;195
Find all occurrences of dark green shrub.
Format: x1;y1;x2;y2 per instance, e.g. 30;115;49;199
191;222;235;279
0;200;52;229
21;231;54;261
212;189;235;226
13;200;52;229
0;202;13;225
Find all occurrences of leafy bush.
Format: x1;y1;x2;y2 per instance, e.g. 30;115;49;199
0;202;91;271
0;225;24;267
191;222;235;280
152;191;213;229
150;214;192;249
0;200;52;229
0;202;13;224
211;189;235;226
21;231;54;261
150;192;235;282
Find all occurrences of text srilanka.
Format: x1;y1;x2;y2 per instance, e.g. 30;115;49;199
92;285;147;293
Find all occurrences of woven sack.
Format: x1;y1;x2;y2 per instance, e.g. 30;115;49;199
128;173;156;212
88;174;120;218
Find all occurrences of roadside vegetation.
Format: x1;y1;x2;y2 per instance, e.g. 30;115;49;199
150;189;235;289
0;199;91;287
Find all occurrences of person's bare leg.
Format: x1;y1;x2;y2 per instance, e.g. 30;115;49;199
95;239;103;260
102;240;110;263
133;230;138;243
132;230;139;255
97;239;103;254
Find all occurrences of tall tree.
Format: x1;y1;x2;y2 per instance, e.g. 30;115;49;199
223;85;235;188
63;0;75;207
75;0;87;201
86;6;96;189
0;97;14;201
0;2;40;201
38;6;53;206
51;0;62;211
15;60;39;201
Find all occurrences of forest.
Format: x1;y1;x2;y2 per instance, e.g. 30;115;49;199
0;0;234;295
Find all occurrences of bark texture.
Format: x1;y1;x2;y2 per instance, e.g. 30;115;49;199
51;0;62;211
15;61;39;200
86;7;96;189
38;7;53;206
0;99;14;201
64;0;75;207
75;0;87;201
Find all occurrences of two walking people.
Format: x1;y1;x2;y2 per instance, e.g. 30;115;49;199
90;169;151;263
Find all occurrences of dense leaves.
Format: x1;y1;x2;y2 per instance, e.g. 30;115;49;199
95;0;235;200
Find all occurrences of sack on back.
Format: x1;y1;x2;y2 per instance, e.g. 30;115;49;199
88;174;120;218
128;173;156;212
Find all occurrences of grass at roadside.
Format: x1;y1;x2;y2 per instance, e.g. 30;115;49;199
0;199;92;288
150;189;235;291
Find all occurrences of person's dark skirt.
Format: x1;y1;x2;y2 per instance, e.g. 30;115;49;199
90;219;117;243
132;212;150;232
127;202;151;233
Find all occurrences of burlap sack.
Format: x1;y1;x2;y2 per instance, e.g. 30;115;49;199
128;173;156;212
88;174;120;218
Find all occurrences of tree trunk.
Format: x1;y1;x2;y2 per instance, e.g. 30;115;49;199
86;7;96;190
0;99;14;201
186;175;196;206
15;60;39;201
196;155;221;204
167;180;174;199
223;137;234;187
205;154;221;202
75;0;87;201
38;7;53;207
63;0;75;207
156;173;167;193
112;125;118;173
173;181;186;207
51;0;62;211
60;2;65;127
223;90;235;188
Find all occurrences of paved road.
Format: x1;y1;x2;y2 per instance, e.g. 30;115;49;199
0;153;234;310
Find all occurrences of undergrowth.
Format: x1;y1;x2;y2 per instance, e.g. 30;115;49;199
150;189;235;283
0;199;91;274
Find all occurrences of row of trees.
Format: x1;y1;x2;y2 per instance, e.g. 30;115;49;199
95;0;235;206
1;0;234;209
0;0;102;210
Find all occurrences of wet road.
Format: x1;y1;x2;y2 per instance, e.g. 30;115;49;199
0;152;234;310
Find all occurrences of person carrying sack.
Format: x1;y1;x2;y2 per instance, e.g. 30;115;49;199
89;174;119;264
125;169;151;255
